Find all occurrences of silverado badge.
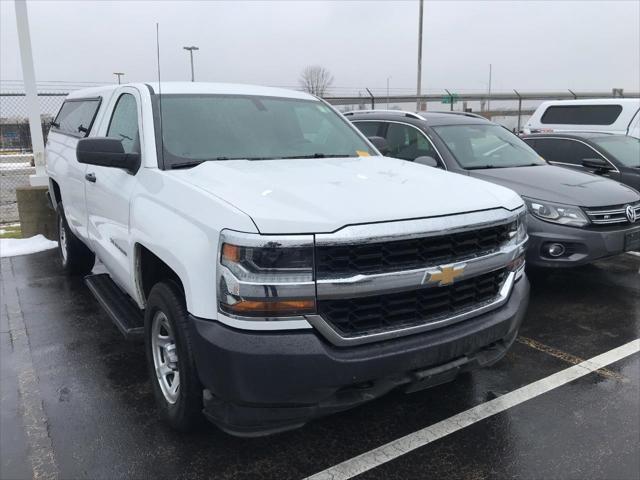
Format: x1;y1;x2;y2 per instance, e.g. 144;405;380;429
423;264;466;287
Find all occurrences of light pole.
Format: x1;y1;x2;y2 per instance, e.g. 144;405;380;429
487;63;492;115
183;46;199;82
386;76;392;109
15;0;46;186
416;0;424;112
113;72;124;84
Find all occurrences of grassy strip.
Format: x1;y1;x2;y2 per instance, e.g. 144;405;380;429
0;224;22;239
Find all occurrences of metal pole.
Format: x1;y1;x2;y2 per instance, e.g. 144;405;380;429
366;88;375;110
189;51;194;82
416;0;424;112
386;76;391;109
183;46;199;82
514;89;522;132
15;0;46;186
445;89;453;111
113;72;124;84
487;63;492;116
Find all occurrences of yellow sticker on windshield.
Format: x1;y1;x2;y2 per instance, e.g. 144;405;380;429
356;150;370;157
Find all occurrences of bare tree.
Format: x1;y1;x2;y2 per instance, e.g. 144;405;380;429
299;65;334;97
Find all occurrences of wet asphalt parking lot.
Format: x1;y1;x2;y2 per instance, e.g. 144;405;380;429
1;250;639;480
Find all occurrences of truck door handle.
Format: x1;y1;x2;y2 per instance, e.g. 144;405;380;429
85;172;96;183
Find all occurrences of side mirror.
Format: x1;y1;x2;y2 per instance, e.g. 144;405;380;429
581;158;613;173
367;136;390;155
414;156;440;168
77;137;140;173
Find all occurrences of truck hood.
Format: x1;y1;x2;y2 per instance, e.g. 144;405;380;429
469;165;640;208
170;156;522;234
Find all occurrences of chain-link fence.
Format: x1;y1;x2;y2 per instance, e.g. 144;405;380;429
1;87;636;225
0;92;66;223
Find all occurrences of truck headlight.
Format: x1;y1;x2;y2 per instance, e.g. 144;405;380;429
217;231;316;317
508;209;527;244
523;198;589;228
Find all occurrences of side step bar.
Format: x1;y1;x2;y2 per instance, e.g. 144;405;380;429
85;273;144;341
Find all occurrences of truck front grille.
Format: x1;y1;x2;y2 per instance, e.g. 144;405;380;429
317;268;508;337
315;223;513;277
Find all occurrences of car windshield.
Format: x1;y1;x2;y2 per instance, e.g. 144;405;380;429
156;94;375;167
432;124;547;169
591;135;640;168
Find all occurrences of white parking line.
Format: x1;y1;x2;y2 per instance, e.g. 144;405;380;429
305;339;640;480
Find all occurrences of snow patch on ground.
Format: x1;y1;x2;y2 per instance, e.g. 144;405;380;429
0;235;58;258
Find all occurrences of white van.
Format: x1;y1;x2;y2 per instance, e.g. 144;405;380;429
523;98;640;138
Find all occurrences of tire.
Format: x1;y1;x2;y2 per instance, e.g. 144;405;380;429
144;281;203;431
56;202;95;276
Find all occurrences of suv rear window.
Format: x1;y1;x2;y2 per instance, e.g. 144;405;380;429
52;98;101;137
540;105;623;125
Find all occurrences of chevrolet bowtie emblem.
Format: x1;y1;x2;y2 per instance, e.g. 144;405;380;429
423;264;466;286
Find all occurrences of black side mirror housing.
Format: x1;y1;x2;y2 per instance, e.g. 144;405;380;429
414;156;440;168
76;137;140;173
581;158;613;173
367;136;390;155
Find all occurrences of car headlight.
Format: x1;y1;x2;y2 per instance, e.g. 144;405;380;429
523;198;589;228
217;231;316;317
508;209;527;244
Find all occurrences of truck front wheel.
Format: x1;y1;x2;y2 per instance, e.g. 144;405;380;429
144;281;203;431
56;202;95;275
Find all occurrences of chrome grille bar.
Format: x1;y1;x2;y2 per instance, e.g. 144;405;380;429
584;202;640;225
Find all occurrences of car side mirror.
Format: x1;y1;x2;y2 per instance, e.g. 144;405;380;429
367;136;390;155
77;137;140;173
414;156;440;168
581;158;613;173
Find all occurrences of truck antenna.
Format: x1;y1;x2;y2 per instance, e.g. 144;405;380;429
156;23;165;167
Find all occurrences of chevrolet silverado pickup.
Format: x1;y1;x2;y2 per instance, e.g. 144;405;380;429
46;82;529;436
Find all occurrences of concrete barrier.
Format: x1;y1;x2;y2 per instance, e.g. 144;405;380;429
1;154;35;223
0;154;34;164
16;185;57;240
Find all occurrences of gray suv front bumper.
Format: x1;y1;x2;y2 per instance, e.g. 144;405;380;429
526;215;640;268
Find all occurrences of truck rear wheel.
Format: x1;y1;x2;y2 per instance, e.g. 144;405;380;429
144;281;203;431
56;202;95;276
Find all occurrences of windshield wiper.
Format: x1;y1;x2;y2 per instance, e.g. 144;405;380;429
466;163;544;170
170;160;206;169
170;156;274;168
465;165;507;170
278;153;353;159
170;157;231;169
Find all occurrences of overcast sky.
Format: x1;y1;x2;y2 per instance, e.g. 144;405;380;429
1;0;639;96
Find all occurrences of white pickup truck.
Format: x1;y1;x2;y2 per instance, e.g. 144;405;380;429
46;82;529;436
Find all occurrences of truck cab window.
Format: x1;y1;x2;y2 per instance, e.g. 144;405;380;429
107;94;140;154
52;99;101;137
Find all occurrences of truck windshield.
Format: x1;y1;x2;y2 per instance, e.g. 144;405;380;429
591;135;640;168
156;94;375;167
433;124;547;170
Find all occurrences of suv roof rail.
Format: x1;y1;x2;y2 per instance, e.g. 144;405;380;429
342;109;426;121
434;111;487;120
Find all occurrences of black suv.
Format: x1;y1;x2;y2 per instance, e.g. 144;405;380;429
521;132;640;191
346;110;640;268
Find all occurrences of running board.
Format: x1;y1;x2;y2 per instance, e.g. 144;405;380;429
85;273;144;341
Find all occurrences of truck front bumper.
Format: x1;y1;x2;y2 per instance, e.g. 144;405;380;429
526;216;640;268
190;276;529;437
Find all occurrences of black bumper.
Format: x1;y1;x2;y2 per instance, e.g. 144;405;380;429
190;277;530;437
